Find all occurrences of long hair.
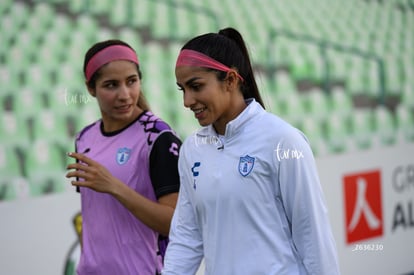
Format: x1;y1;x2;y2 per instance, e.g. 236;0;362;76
180;27;265;108
83;39;150;110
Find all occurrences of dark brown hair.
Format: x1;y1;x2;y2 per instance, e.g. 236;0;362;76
181;27;265;108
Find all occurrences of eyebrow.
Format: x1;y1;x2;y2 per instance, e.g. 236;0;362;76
177;76;202;87
102;73;138;83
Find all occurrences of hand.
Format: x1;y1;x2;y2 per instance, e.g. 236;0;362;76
66;152;119;194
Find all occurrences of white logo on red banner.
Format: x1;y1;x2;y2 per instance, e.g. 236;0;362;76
343;170;383;244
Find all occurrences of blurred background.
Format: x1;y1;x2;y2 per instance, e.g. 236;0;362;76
0;0;413;274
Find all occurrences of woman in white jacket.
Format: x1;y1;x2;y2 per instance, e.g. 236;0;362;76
162;27;340;275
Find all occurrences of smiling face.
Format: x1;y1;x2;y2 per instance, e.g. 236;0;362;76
88;60;142;132
175;66;246;135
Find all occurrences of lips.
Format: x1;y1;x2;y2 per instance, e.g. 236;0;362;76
115;104;131;112
193;107;207;119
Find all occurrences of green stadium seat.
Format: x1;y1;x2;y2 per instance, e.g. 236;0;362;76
55;63;85;93
330;86;353;115
0;0;412;190
28;170;69;197
31;109;72;142
278;92;307;122
5;47;29;76
173;108;200;140
31;2;55;32
273;70;298;96
0;175;31;201
24;139;68;196
0;66;19;96
325;112;351;153
303;88;331;118
0;0;12;15
24;64;53;92
109;0;129;27
349;108;374;150
395;104;414;142
401;84;414;109
7;2;29;31
48;14;74;45
150;1;172;39
10;86;45;119
76;106;101;131
76;14;99;39
300;116;324;148
118;28;143;51
128;0;151;28
93;28;117;45
372;106;396;146
68;0;87;14
0;143;22;178
0;111;31;145
83;0;112;15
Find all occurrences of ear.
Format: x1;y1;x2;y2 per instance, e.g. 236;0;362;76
225;70;241;92
86;81;96;97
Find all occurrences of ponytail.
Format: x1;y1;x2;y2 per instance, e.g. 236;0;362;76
181;27;265;109
218;28;265;108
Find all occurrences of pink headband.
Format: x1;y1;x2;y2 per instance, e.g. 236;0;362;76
176;49;244;81
85;45;139;82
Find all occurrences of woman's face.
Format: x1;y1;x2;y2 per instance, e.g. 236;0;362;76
176;66;242;135
88;60;141;132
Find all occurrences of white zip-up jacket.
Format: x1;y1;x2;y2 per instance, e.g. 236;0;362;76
163;99;340;275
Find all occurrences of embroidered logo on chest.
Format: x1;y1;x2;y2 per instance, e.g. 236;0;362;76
116;147;132;165
238;155;255;176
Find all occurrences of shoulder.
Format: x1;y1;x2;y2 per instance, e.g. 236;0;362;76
138;111;171;132
138;111;181;146
255;111;302;138
75;120;100;141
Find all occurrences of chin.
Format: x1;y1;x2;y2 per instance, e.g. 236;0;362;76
197;119;211;127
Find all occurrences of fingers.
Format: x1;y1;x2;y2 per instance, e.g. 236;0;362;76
66;152;93;182
66;166;94;187
66;167;88;179
67;152;96;166
66;161;90;170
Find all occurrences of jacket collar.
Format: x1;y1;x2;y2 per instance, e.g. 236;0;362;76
195;98;264;139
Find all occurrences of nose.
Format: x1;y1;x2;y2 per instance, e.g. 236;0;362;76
183;91;195;108
117;84;130;100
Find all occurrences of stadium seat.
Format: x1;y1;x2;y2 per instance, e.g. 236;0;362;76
395;104;414;143
0;0;12;16
0;111;30;145
303;87;331;118
24;64;53;92
299;116;325;155
349;108;374;150
31;109;73;143
325;112;351;153
372;105;396;146
0;143;22;178
0;66;19;97
76;105;101;131
24;139;68;197
108;0;129;27
118;28;143;51
330;86;353;115
0;176;30;201
1;0;413;202
10;86;45;117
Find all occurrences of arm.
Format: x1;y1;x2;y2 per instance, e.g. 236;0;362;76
66;152;176;236
278;132;340;275
162;151;204;275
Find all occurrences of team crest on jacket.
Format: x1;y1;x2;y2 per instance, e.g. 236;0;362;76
238;155;255;176
116;147;131;165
